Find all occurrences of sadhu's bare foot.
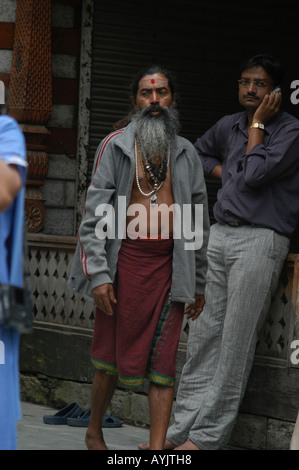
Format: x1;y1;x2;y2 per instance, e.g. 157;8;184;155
138;440;175;450
174;439;200;450
85;431;108;450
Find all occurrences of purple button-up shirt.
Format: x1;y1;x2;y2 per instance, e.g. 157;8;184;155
194;110;299;237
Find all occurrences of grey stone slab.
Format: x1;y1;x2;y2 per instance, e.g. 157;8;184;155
18;401;150;451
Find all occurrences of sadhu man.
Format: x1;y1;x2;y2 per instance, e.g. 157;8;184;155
68;65;210;450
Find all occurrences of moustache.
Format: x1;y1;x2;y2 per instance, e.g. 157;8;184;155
143;104;168;115
243;94;259;100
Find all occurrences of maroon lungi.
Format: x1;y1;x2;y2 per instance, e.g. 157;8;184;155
91;236;185;387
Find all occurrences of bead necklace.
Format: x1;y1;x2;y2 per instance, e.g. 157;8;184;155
139;148;155;192
134;139;169;206
144;152;168;183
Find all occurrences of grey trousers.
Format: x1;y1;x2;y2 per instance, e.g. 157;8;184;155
167;223;290;450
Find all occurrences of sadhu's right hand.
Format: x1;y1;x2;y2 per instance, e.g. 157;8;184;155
92;283;117;316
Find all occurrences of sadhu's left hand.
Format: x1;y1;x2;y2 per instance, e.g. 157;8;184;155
184;294;205;321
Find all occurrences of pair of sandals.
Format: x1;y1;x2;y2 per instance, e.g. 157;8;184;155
43;402;124;428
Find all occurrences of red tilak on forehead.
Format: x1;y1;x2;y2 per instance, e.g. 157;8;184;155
151;79;156;84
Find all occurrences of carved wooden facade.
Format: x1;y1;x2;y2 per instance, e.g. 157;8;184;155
8;0;52;232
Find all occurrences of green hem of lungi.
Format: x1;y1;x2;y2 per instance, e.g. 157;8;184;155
91;357;175;387
119;371;175;388
118;375;144;387
145;371;175;387
91;357;118;375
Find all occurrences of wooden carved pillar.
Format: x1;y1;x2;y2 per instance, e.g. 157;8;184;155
8;0;52;232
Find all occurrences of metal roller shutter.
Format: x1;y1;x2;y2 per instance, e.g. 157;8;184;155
88;0;299;251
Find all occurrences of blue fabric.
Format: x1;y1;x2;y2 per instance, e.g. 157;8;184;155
0;116;27;450
0;329;20;450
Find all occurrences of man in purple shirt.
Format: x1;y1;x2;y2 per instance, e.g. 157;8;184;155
162;54;299;450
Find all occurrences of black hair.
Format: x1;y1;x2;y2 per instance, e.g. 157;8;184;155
130;65;177;102
239;54;284;87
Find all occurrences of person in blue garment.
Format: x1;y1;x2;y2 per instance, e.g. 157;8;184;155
0;112;27;450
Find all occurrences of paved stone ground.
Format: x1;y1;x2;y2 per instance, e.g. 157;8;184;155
17;401;150;451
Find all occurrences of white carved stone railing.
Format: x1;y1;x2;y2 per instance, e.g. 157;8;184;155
27;234;299;366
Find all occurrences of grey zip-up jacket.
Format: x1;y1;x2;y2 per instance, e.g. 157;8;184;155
68;123;210;304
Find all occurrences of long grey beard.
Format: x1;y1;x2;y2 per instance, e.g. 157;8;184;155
131;105;180;164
